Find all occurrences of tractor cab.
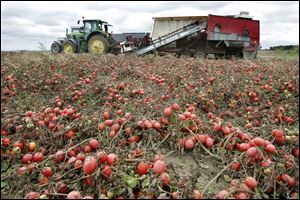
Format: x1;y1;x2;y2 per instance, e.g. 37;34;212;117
79;19;112;35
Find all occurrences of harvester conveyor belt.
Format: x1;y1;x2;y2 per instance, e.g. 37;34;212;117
136;21;207;56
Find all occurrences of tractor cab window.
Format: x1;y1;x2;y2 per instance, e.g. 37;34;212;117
104;24;108;32
91;22;97;32
84;22;92;32
214;24;222;32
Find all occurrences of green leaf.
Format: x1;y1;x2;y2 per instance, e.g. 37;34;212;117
223;174;231;182
182;120;191;127
142;176;150;188
126;176;138;189
1;161;9;172
169;116;177;124
115;188;126;196
1;181;8;189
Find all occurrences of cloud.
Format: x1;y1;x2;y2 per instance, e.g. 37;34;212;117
1;1;299;50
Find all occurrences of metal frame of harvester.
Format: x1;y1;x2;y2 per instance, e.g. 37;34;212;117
51;11;260;59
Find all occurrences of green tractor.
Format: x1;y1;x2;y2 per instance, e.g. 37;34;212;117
51;26;83;53
51;19;116;54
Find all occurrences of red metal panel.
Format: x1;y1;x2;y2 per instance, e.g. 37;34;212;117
207;14;259;48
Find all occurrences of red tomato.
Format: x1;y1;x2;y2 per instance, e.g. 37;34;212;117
235;192;248;199
42;167;53;177
83;156;98;175
101;165;113;179
96;151;107;164
22;153;33;164
265;144;276;153
275;136;285;144
66;130;75;139
76;153;85;161
246;147;258;157
144;120;152;129
2;138;11;147
159;172;171;185
104;120;114;127
161;117;169;125
103;111;110;119
26;192;40;199
245;177;257;190
271;129;284;138
172;103;180;111
89;139;100;150
221;126;231;135
137;120;144;128
84;145;92;153
55;150;65;162
66;108;74;116
67;191;82;199
192;190;202;199
281;174;295;187
137;162;150;176
216;190;229;199
260;158;272;167
153;160;166;175
98;123;105;131
239;143;250;152
152;154;163;163
68;157;77;165
106;153;118;165
205;137;214;148
178;114;186;120
253;137;265;147
183;111;191;118
32;152;44;162
84;177;93;186
18;166;28;176
231;162;241;171
213;122;222;132
172;192;178;199
39;176;49;185
196;134;206;144
74;160;83;169
184;138;194;150
292;148;299;157
153;122;161;129
164;107;172;116
134;148;142;157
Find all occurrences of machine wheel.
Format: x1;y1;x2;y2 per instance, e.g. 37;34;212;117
194;51;207;59
88;35;109;54
63;40;76;53
51;42;62;53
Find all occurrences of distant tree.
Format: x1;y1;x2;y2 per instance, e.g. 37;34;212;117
269;45;298;51
38;42;47;51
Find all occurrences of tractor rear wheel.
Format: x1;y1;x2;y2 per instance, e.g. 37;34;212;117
88;35;109;54
51;42;62;53
63;40;76;53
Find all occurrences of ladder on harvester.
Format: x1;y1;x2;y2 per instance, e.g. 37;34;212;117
136;21;207;56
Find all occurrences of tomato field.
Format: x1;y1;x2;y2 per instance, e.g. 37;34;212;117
1;51;299;199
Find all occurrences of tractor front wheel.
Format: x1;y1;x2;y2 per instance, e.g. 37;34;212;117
63;40;76;53
51;42;62;53
88;35;109;54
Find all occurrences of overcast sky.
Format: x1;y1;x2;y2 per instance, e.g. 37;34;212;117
1;1;299;50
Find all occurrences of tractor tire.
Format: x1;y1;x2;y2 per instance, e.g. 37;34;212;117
194;51;207;59
63;40;77;53
51;41;62;53
88;35;109;54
